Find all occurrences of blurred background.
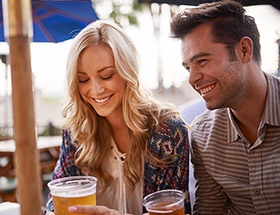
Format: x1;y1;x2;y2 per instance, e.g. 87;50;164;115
0;0;279;206
0;0;280;139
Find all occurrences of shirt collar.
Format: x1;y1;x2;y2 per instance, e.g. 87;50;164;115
226;73;280;143
262;73;280;126
227;108;239;143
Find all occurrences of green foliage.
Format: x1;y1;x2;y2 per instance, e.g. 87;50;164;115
93;0;144;27
110;0;143;26
127;14;138;25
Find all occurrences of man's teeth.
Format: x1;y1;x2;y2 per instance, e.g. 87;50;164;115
95;96;110;103
201;84;215;94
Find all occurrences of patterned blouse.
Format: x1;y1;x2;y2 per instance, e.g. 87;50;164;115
44;117;191;214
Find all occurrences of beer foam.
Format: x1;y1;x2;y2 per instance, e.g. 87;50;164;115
48;176;97;198
51;189;96;198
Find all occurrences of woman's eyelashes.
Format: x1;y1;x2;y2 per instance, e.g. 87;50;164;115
78;74;114;83
77;73;89;83
78;78;89;83
101;74;113;80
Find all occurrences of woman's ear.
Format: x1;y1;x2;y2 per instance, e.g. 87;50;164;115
236;36;253;63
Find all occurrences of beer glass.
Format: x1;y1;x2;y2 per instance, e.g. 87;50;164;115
143;189;185;215
48;176;97;215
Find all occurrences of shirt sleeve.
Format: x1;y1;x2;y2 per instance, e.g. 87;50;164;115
44;129;84;213
190;129;229;214
144;117;191;214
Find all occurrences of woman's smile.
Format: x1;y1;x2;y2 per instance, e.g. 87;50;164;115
94;95;113;104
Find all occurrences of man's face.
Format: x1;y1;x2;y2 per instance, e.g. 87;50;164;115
181;24;247;110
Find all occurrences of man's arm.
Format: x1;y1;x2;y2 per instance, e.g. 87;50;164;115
190;136;229;214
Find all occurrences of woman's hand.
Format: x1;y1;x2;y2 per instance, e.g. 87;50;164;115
68;205;130;215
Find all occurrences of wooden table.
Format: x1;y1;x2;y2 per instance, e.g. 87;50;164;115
0;136;61;177
0;136;61;202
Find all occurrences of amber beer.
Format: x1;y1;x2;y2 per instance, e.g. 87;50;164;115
48;176;97;215
146;202;185;215
143;190;185;215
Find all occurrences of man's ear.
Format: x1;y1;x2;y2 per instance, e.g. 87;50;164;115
236;36;253;63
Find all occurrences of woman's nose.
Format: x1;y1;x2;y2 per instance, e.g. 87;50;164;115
91;79;105;95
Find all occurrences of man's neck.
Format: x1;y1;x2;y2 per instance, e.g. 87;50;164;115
231;72;268;144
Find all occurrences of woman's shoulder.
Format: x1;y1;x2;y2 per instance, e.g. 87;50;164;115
61;129;80;150
62;128;71;138
148;116;188;145
158;115;188;135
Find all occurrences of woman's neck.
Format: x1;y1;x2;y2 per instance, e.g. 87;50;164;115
107;111;130;153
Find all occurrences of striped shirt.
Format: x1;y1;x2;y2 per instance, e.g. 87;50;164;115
190;73;280;215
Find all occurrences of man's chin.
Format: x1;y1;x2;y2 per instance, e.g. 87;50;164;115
204;101;218;110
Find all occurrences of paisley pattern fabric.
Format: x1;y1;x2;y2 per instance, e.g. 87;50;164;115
44;117;191;214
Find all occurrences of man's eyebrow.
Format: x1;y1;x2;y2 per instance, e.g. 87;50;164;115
190;52;210;63
182;52;210;68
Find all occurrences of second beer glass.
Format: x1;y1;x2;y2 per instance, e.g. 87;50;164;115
143;189;185;215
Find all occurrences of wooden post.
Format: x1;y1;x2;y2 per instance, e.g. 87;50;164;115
2;0;43;214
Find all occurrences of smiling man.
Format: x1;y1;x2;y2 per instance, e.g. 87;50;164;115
170;0;280;214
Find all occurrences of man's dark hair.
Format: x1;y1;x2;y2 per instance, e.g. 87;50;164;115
170;0;261;64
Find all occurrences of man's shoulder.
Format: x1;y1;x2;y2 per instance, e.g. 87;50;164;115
189;108;228;137
265;72;280;87
190;108;229;151
190;108;228;132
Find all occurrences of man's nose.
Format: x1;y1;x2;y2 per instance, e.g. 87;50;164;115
188;67;203;87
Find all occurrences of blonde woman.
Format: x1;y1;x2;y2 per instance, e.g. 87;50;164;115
45;20;190;215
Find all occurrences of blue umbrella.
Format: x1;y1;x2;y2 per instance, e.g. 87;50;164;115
0;0;99;42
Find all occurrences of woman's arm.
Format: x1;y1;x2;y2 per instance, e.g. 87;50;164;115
44;129;84;214
144;117;191;213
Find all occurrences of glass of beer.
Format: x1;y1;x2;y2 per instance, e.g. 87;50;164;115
143;189;185;215
47;176;97;215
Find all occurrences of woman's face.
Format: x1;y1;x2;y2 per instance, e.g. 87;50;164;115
77;44;126;121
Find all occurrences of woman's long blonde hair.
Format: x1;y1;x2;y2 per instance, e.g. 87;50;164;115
62;20;181;193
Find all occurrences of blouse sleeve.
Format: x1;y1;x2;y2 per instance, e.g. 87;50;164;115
143;117;191;214
44;129;84;213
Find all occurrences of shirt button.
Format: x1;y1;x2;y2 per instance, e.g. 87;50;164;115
254;189;260;195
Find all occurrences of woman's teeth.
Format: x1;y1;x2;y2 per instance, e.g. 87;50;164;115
95;96;111;103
